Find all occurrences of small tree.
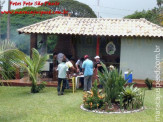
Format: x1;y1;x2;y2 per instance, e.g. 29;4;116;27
1;47;48;93
18;48;48;93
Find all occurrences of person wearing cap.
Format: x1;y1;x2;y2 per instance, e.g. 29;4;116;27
94;56;103;73
82;55;93;91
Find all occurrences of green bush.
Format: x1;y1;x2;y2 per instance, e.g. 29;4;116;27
119;84;145;110
145;78;153;90
98;63;127;106
83;81;104;110
31;82;46;93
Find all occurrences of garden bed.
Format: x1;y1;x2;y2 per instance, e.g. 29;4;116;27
80;104;145;114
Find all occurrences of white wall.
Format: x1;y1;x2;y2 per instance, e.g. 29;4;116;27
120;37;163;80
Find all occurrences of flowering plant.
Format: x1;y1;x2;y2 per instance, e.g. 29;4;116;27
83;81;104;110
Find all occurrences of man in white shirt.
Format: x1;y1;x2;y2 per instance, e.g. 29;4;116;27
57;57;69;95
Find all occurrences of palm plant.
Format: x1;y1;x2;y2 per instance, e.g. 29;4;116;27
17;48;48;93
0;40;17;80
98;63;127;106
157;0;162;7
0;42;48;93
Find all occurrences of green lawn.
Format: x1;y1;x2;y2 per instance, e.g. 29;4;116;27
0;86;162;122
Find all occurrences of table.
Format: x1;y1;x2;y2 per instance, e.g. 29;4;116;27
69;75;84;93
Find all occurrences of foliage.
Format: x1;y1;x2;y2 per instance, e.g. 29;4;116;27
31;81;47;93
17;48;48;93
124;7;163;26
0;40;17;80
0;6;56;54
157;0;163;7
98;62;127;105
0;46;48;93
83;81;104;110
144;78;153;90
49;0;97;18
119;84;145;110
37;35;58;53
0;0;96;54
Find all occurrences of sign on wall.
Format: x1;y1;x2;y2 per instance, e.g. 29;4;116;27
106;41;116;55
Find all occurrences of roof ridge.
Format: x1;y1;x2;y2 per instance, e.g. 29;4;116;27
142;19;163;30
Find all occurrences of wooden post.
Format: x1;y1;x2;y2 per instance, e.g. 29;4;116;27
15;67;20;79
96;36;100;55
53;55;57;81
40;34;47;55
30;33;37;57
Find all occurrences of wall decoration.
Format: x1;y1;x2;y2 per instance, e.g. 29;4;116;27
106;41;116;55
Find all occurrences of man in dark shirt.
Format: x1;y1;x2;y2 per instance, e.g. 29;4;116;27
94;56;104;88
94;56;103;73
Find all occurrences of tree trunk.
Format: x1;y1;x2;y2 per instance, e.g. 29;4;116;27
7;0;11;41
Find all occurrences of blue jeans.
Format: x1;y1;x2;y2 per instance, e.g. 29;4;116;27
66;79;70;89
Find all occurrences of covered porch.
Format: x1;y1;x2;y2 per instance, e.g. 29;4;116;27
17;16;163;81
18;17;123;81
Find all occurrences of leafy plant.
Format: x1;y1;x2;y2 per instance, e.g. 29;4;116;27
119;84;145;110
0;40;17;80
83;80;104;110
0;47;48;93
98;62;128;106
18;48;48;93
145;78;153;90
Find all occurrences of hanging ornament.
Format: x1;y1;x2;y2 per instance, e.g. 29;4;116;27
106;41;116;55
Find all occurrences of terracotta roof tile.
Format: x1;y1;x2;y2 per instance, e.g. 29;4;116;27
17;16;163;37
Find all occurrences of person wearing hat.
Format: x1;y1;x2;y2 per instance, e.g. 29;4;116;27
82;55;93;91
94;56;103;73
109;65;115;71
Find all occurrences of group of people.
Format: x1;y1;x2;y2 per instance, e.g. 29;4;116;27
54;53;103;96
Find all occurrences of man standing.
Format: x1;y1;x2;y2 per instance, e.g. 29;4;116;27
57;53;64;64
94;56;103;73
94;56;104;88
57;57;69;95
82;55;93;91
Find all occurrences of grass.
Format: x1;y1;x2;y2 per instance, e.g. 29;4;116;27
0;86;162;122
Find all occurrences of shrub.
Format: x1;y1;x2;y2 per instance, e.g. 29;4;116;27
119;84;145;110
83;81;104;110
98;63;128;106
145;78;153;90
31;81;46;93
